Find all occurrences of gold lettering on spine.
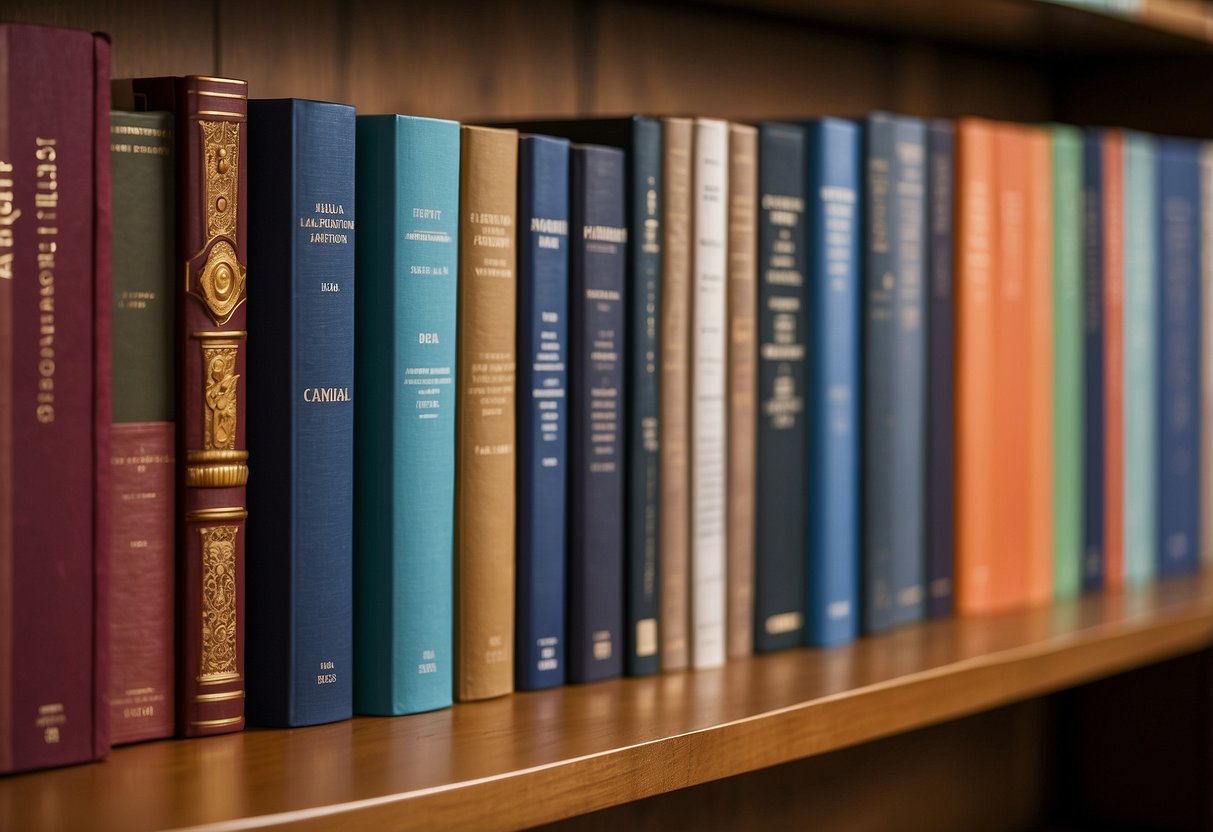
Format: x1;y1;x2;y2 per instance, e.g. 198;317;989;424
198;525;239;683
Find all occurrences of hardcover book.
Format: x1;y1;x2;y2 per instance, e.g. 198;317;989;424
1202;143;1213;571
568;143;627;683
1026;127;1054;606
862;113;927;632
247;99;355;727
690;118;729;668
755;122;808;652
804;118;860;646
1082;129;1107;591
354;115;459;714
1050;124;1085;601
456;125;518;700
1102;130;1126;590
109;109;175;744
1156;137;1203;578
0;24;111;773
726;123;757;660
515;134;569;691
1122;131;1157;587
926;119;955;618
121;73;250;737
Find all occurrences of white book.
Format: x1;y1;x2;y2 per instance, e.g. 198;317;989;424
690;118;729;669
1200;143;1213;570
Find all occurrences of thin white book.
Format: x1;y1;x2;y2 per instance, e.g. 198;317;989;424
690;117;729;669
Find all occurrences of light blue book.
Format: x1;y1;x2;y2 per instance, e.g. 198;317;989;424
1123;131;1157;587
353;115;459;715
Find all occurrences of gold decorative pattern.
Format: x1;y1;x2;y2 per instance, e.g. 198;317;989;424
186;464;249;489
185;506;248;523
202;120;239;240
202;345;239;451
198;525;239;683
197;240;245;325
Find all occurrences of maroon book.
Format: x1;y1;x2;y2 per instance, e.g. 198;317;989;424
115;75;248;737
0;24;112;773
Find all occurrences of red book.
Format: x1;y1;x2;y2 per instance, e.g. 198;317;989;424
0;24;112;773
115;76;248;737
1102;131;1125;590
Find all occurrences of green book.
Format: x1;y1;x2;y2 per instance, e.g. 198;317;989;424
1050;124;1084;600
1123;131;1157;586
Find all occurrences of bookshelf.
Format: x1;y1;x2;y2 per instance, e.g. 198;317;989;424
3;0;1213;828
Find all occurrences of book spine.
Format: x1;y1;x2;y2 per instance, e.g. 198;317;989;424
863;114;926;632
755;123;808;651
1026;127;1054;606
625;118;662;677
515;135;569;691
1082;130;1106;591
1122;131;1157;587
568;144;627;683
109;110;175;744
992;123;1029;611
247;100;355;727
805;119;860;646
726;124;757;660
1156;138;1202;578
955;118;1000;616
354;116;459;715
1102;131;1126;590
659;118;692;672
926;119;955;618
1202;143;1213;572
1;26;111;771
456;126;518;700
690;118;728;668
1051;125;1085;601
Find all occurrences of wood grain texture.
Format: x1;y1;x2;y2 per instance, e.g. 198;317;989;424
216;0;344;103
3;574;1213;831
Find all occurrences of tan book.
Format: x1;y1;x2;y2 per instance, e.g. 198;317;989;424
726;124;758;660
660;117;693;671
456;125;519;700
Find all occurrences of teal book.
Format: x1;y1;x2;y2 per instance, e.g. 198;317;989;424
1051;125;1085;600
1123;131;1157;587
353;115;459;715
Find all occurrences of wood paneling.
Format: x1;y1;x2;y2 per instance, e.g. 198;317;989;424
217;0;345;103
2;573;1212;831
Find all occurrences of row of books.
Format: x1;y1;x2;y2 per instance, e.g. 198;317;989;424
0;23;1206;774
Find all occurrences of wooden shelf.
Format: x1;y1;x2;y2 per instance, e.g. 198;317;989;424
3;572;1212;831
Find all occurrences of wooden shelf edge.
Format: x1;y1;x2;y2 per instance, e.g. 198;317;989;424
152;577;1213;832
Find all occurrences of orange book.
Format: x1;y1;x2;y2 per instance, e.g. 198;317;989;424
955;119;1001;615
1102;131;1125;590
1025;127;1054;606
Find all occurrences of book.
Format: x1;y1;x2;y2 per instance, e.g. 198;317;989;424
515;134;569;691
456;125;518;700
1102;130;1126;590
246;99;355;727
120;74;248;736
862;113;926;632
690;118;729;668
567;143;627;683
492;118;663;676
1050;124;1085;602
354;115;459;715
660;117;692;672
1203;143;1213;572
755;122;807;652
109;109;175;744
1082;129;1107;591
1156;137;1203;578
0;24;111;773
1026;126;1054;606
804;118;860;646
726;123;757;660
926;119;955;618
1122;131;1157;587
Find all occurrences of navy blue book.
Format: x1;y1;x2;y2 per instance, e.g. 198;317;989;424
568;144;627;683
246;99;355;727
1082;130;1106;591
862;113;927;633
754;123;807;652
805;118;862;646
926;119;955;618
495;117;662;676
1156;138;1203;577
516;135;571;690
